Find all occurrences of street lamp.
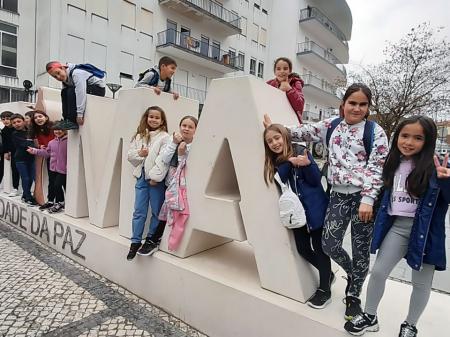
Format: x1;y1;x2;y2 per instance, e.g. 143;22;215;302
23;80;33;102
106;83;122;99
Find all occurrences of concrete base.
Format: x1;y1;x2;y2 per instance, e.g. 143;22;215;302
1;194;449;337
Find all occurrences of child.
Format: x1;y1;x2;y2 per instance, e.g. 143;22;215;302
29;111;56;210
155;115;198;251
135;56;179;100
27;126;67;213
266;57;305;123
264;83;389;320
344;116;450;337
263;123;332;309
1;111;20;196
24;111;34;128
46;61;106;129
10;114;36;205
126;106;170;260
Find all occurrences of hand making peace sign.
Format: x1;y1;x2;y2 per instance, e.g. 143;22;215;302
434;154;450;179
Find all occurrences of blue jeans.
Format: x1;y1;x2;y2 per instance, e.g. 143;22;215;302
131;170;166;244
15;160;35;200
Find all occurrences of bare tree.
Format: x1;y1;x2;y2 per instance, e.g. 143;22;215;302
350;23;450;139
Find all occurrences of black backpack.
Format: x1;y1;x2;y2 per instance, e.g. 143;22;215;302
138;68;172;92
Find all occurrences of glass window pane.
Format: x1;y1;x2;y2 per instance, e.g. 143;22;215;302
11;89;25;102
0;66;16;77
0;87;10;103
3;0;18;13
0;22;17;34
2;33;17;67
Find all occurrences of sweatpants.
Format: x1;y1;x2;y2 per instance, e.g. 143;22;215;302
365;216;435;325
293;226;332;291
322;191;374;297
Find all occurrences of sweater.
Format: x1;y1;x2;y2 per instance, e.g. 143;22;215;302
30;136;67;174
388;159;419;217
267;76;305;123
289;118;389;205
12;129;34;162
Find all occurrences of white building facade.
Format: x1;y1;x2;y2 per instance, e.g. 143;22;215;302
1;0;351;117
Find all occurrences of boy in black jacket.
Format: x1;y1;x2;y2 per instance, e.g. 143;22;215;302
1;110;20;195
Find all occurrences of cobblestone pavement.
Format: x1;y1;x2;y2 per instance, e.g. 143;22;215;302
0;221;208;337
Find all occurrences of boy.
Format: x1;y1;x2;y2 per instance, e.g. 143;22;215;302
46;61;106;130
1;111;20;196
10;114;37;205
135;56;179;100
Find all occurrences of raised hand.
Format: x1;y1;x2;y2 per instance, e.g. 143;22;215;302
178;141;187;156
138;144;149;157
434;154;450;179
278;80;292;92
263;114;272;129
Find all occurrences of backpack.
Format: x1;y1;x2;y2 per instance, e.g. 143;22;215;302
274;172;306;229
138;68;172;92
70;63;106;79
322;117;375;194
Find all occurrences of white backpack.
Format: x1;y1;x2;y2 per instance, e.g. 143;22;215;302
274;172;306;229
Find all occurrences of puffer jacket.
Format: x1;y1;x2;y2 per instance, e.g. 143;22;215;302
267;74;305;123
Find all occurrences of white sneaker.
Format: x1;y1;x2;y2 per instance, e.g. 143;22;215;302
9;189;20;197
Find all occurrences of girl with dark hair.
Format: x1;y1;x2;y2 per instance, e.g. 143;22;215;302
266;57;305;123
264;83;389;320
345;116;450;337
126;106;169;260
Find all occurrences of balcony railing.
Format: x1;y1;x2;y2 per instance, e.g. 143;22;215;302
299;7;348;47
173;83;207;104
297;41;342;65
157;29;244;71
302;73;338;97
159;0;240;31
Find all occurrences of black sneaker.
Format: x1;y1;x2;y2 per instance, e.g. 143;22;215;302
307;289;331;309
345;296;362;321
344;312;379;335
344;274;353;295
127;243;141;261
60;120;79;130
25;198;38;206
398;321;417;337
39;202;54;210
48;202;64;213
137;239;158;256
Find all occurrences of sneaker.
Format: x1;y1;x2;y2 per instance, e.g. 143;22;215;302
25;198;38;206
59;120;79;130
345;296;362;321
127;243;141;261
48;202;65;213
137;239;158;256
307;289;331;309
344;274;353;295
344;312;379;335
39;202;54;210
398;321;417;337
9;189;20;197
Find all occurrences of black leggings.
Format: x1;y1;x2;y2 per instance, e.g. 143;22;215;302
293;226;332;291
61;84;106;123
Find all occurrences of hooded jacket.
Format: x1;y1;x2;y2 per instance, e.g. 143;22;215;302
267;74;305;123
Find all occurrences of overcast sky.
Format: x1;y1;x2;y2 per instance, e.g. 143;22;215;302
346;0;450;67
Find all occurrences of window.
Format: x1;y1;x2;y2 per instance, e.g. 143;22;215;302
257;62;264;78
0;86;24;103
240;17;247;36
0;22;17;77
228;48;236;66
238;52;245;69
1;0;18;13
212;41;220;60
250;58;256;75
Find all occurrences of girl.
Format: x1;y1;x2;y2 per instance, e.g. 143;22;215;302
266;57;305;123
264;83;389;320
27;125;67;213
24;111;34;128
263;124;332;309
126;106;170;260
46;61;106;130
29;111;55;210
155;115;198;251
344;116;450;337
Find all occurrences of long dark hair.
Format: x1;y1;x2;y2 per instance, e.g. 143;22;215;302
341;83;372;118
383;115;437;197
29;110;53;138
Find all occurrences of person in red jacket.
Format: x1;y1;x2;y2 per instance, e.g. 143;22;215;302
266;57;305;123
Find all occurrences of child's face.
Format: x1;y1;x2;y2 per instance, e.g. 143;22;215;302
265;130;285;154
342;90;369;125
1;117;11;126
274;60;290;82
147;110;164;130
54;129;66;138
34;113;48;126
160;64;177;80
24;116;32;126
397;122;425;158
11;118;25;130
179;118;196;142
48;67;67;82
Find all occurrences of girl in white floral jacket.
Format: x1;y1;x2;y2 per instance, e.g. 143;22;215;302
264;83;389;320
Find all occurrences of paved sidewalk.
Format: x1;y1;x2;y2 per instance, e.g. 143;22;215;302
0;221;208;337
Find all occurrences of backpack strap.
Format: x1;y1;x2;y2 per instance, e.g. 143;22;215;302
274;172;289;192
326;117;343;149
363;120;375;159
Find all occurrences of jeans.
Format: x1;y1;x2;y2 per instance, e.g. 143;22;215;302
15;160;35;200
131;170;166;244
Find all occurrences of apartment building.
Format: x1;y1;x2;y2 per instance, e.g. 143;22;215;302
0;0;352;118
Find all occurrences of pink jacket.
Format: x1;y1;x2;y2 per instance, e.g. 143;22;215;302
267;76;305;123
30;136;68;174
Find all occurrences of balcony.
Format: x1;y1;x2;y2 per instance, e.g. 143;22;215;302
173;83;207;104
303;108;337;123
297;41;345;81
301;73;341;107
159;0;241;36
156;29;244;73
299;7;349;63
